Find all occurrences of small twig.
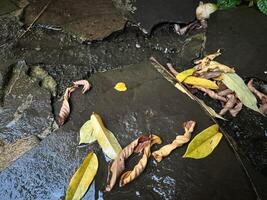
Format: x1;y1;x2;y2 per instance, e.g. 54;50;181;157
19;0;53;38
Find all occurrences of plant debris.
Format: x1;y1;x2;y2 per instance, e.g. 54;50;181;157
183;124;223;159
152;121;196;162
119;135;161;187
166;50;263;118
79;113;122;159
114;82;127;92
65;152;98;200
106;134;161;191
58;80;90;125
247;79;267;114
73;80;91;94
58;85;77;125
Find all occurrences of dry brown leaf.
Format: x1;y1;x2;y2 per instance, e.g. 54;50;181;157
105;135;150;192
193;86;227;102
119;135;161;187
73;80;90;94
217;89;233;96
58;85;77;125
248;79;267;114
229;102;243;117
198;71;222;80
197;61;235;74
194;49;221;66
152;121;196;162
219;94;237;115
247;79;267;102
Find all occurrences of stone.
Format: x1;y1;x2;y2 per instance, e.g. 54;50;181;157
0;135;40;171
113;0;215;34
205;6;267;81
23;0;126;41
0;62;256;199
0;61;56;143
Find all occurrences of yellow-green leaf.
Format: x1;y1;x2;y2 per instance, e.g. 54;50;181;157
175;68;196;82
183;124;223;159
65;152;98;200
183;76;219;89
90;113;122;159
222;73;260;113
79;120;96;144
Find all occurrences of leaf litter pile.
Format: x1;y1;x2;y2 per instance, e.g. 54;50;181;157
166;50;266;118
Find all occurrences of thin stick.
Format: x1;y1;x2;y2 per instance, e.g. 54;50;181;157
19;0;53;38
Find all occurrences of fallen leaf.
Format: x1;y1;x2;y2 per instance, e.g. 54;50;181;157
197;61;235;74
219;94;237;115
79;113;122;159
183;76;219;90
114;82;127;92
73;80;90;94
105;135;151;192
65;152;98;200
183;124;223;159
58;85;77;125
152;121;196;162
79;120;96;144
193;86;227;102
119;135;161;187
222;73;260;113
175;68;196;82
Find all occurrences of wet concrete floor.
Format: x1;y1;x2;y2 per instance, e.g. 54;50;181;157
0;0;267;199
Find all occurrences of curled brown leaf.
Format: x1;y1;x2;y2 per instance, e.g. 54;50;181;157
152;121;196;162
73;80;90;94
167;63;178;76
198;71;222;80
219;94;237;115
229;101;243;117
105;135;151;192
217;89;233;97
248;79;267;114
119;135;161;187
58;86;77;125
193;86;227;102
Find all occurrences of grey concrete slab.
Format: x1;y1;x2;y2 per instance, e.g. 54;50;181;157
0;62;256;199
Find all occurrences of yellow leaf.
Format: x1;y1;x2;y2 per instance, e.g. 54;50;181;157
91;113;122;159
79;113;122;159
65;152;98;200
175;68;196;82
114;82;127;92
183;124;223;159
183;76;219;89
79;120;96;144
